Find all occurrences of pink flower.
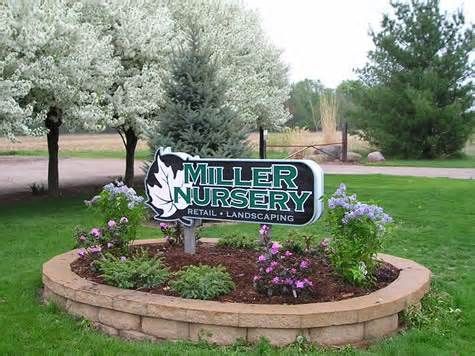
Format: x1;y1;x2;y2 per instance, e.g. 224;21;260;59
270;261;278;268
271;276;280;285
290;268;297;274
258;255;266;262
253;275;260;282
159;222;169;230
284;250;292;257
303;278;313;287
89;245;102;253
300;259;310;269
107;220;116;229
120;216;128;224
90;228;101;238
265;267;273;273
270;242;281;254
79;235;86;242
78;249;86;257
107;242;114;248
296;280;305;289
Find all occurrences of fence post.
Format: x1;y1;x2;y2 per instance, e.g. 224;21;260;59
259;126;267;159
341;122;348;162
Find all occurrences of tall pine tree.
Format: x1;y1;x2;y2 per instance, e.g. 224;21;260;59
350;0;473;158
148;25;247;158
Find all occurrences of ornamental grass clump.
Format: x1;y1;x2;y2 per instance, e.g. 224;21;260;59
170;265;234;300
325;183;392;285
97;251;170;290
254;225;314;298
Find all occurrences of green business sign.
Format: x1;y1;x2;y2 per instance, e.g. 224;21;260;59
145;148;324;226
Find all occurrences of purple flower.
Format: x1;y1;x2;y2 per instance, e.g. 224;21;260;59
90;228;101;238
120;256;127;262
265;267;273;273
271;276;280;285
259;224;270;236
290;268;297;274
284;250;293;257
78;249;86;257
253;275;260;282
107;220;116;229
159;222;169;230
270;261;279;268
284;278;294;285
303;278;313;287
300;259;310;269
107;242;114;248
258;255;266;262
120;216;129;224
295;280;305;289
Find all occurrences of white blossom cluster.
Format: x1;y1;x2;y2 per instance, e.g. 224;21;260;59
0;0;290;140
0;0;119;135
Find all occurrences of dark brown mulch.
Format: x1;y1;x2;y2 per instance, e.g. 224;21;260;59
71;242;400;304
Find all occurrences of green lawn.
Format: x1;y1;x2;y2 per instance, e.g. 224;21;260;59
364;156;475;168
0;175;474;354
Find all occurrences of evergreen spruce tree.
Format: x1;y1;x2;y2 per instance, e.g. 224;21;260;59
149;26;248;158
350;0;474;158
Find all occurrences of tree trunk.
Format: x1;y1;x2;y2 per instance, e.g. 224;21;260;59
45;108;62;197
124;128;138;187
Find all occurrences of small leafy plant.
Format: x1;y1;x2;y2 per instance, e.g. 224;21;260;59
97;251;169;289
217;233;259;250
169;265;234;300
282;230;317;254
324;183;392;285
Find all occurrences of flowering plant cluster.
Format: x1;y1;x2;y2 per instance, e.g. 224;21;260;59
85;181;146;241
254;226;314;298
74;216;132;258
159;222;183;246
325;184;393;285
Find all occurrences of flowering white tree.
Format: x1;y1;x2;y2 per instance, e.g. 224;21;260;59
166;0;290;129
0;0;118;195
77;0;173;186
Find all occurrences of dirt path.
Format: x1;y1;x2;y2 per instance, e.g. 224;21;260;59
0;156;473;197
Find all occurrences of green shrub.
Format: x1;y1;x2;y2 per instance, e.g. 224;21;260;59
217;233;259;250
97;252;169;289
282;230;317;254
170;265;234;300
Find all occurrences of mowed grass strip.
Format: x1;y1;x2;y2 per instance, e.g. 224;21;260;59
0;175;474;354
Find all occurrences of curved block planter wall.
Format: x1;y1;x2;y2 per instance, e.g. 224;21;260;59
42;239;431;346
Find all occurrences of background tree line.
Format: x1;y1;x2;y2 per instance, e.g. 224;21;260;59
287;0;473;159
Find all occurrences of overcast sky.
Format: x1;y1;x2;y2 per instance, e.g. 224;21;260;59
243;0;474;88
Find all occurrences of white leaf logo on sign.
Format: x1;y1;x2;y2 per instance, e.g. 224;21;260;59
146;151;192;218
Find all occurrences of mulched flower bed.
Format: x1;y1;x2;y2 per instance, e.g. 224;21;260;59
71;242;400;304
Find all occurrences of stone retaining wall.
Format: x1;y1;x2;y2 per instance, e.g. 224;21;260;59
42;239;431;346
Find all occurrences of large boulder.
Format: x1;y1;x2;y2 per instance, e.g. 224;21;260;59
316;144;341;159
345;151;362;162
367;151;385;162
